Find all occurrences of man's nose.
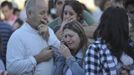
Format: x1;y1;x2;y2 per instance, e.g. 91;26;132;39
43;15;48;21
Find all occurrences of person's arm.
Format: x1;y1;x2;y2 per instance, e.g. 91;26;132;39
84;44;100;75
66;56;85;75
55;21;67;40
52;52;65;75
6;34;37;74
82;10;95;25
102;46;117;74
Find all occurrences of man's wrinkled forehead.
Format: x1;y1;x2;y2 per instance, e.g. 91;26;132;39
35;0;48;8
36;0;48;5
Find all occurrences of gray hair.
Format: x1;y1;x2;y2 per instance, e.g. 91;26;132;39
25;0;36;17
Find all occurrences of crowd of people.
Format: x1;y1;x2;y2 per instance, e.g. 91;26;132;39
0;0;134;75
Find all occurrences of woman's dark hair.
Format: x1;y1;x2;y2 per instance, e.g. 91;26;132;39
63;21;88;56
61;1;84;23
13;8;20;15
93;7;134;60
15;18;23;26
81;3;91;13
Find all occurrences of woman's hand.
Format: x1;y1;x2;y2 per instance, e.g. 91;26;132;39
59;43;72;59
60;15;76;30
56;15;76;40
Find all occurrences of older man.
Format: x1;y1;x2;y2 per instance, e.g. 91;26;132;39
6;0;60;75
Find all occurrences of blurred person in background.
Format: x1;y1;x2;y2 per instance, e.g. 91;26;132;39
13;8;21;17
111;0;125;8
95;0;112;11
19;0;27;22
48;0;95;30
55;0;65;18
124;0;134;40
48;0;57;21
48;0;68;30
93;0;103;23
80;0;103;24
97;0;125;11
13;8;24;30
13;18;23;30
97;0;127;11
1;1;17;28
0;19;13;66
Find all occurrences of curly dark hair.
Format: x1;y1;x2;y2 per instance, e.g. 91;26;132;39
61;1;84;23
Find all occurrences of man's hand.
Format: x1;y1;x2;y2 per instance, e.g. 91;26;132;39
34;47;53;64
38;18;49;41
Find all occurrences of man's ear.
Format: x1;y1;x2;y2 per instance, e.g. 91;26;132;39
27;11;32;18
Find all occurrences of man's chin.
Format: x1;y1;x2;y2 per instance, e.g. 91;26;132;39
68;46;74;50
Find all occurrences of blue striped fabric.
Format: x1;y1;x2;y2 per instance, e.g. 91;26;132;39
0;22;13;65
